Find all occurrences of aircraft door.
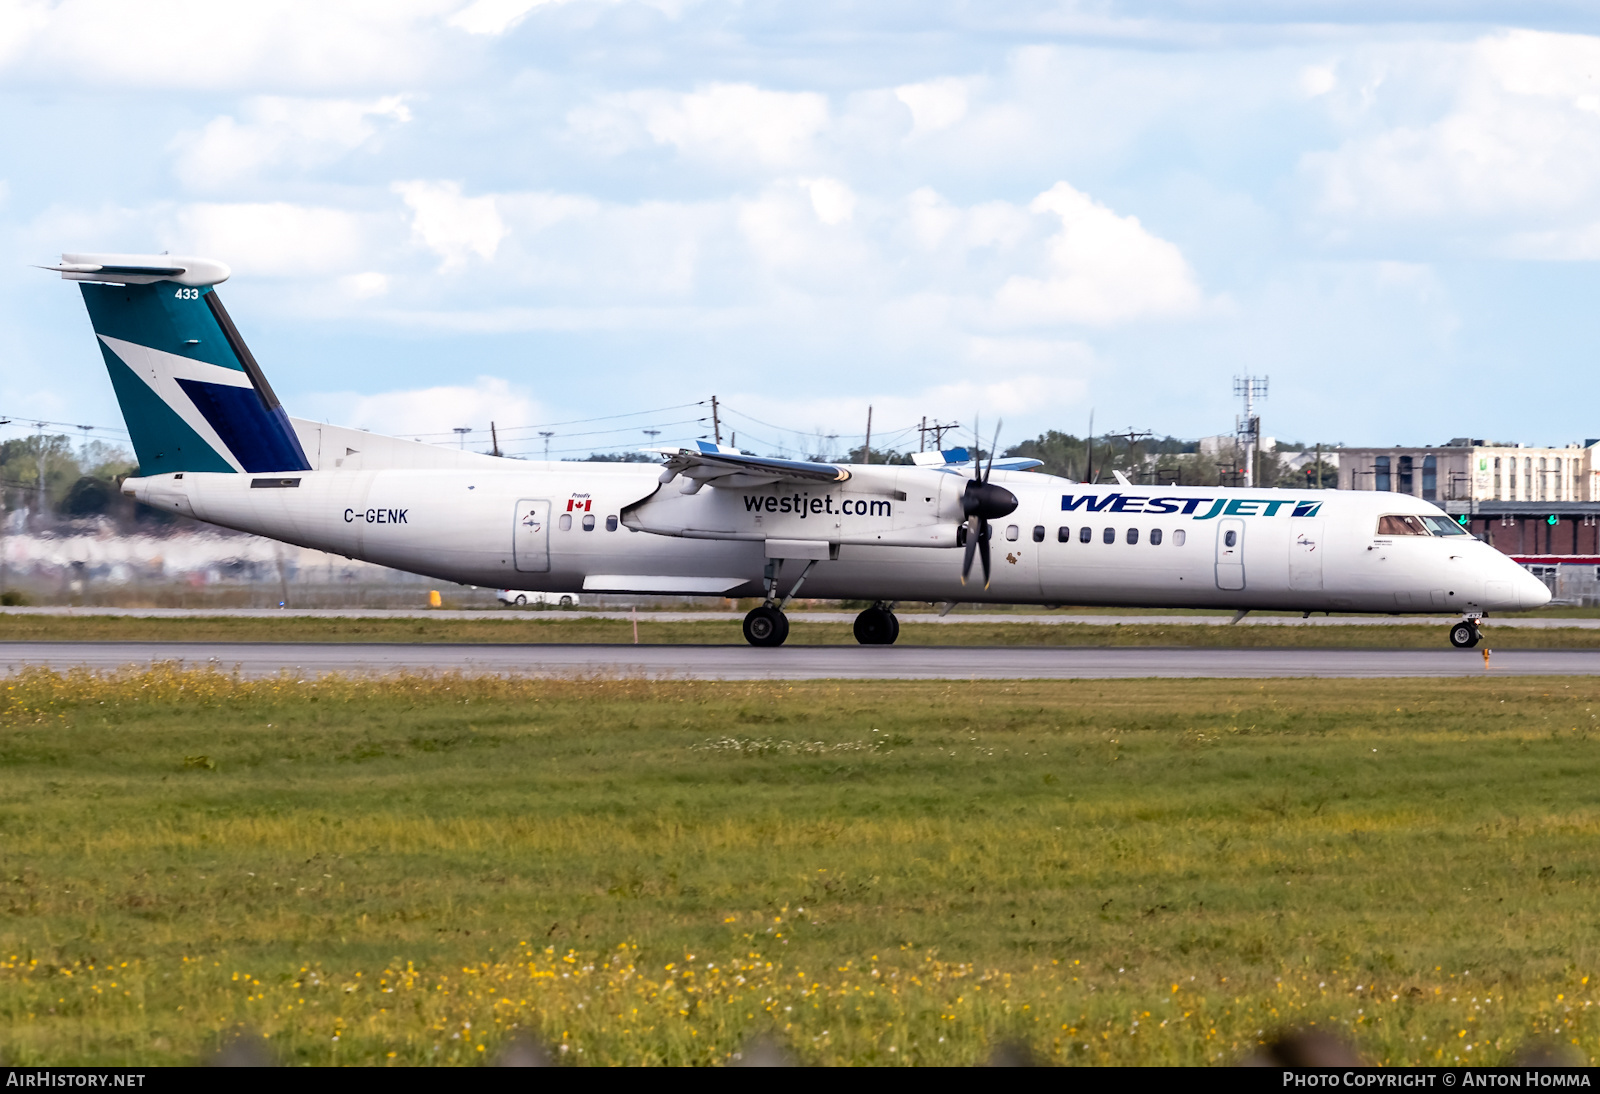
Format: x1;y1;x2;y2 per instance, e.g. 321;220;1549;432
1215;518;1246;591
1288;519;1324;591
513;498;551;573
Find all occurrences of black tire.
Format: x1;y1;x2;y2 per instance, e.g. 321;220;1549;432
743;606;790;647
558;595;574;607
513;594;527;606
1449;622;1480;649
854;607;899;645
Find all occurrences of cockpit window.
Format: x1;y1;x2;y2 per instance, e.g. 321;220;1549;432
1377;514;1429;536
1421;515;1469;536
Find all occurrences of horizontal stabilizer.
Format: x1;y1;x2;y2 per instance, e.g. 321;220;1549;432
911;447;1043;474
41;252;231;287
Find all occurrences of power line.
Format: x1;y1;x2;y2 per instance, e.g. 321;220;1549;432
405;401;708;440
0;414;128;438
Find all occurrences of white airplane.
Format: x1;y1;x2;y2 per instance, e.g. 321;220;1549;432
44;252;1550;648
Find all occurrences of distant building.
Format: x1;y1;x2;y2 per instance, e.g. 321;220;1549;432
1337;439;1600;601
1197;433;1274;458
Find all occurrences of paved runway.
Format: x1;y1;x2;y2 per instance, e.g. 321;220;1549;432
2;605;1597;629
1;641;1596;679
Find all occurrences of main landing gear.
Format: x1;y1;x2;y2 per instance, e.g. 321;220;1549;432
1449;615;1483;649
741;557;821;648
853;602;900;645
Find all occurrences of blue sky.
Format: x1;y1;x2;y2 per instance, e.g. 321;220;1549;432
4;1;1600;459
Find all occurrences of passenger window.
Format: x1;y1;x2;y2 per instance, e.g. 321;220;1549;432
1032;525;1045;543
1377;514;1428;536
1102;527;1115;544
1173;529;1186;546
1058;526;1071;543
558;513;572;531
1150;528;1163;546
582;513;596;531
605;514;618;532
1224;530;1237;547
1126;528;1139;545
1005;525;1019;541
1079;526;1092;544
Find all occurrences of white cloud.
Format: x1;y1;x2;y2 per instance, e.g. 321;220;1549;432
168;202;371;276
895;77;970;137
0;0;454;90
801;177;855;225
735;182;874;287
905;187;1033;254
172;96;412;189
1300;64;1337;98
993;182;1202;325
570;83;830;167
393;180;506;270
1304;30;1600;238
340;271;390;298
448;0;557;35
308;375;543;437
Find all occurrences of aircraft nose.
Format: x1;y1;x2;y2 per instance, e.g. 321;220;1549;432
1517;565;1553;610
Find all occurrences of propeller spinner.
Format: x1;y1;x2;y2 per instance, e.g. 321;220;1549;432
959;419;1018;588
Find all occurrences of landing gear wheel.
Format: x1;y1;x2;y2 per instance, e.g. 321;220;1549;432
743;606;790;647
853;606;900;645
1449;621;1481;649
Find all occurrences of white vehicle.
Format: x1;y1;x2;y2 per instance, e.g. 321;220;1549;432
497;589;577;607
46;253;1550;648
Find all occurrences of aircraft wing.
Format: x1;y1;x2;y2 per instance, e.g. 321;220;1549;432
653;443;850;490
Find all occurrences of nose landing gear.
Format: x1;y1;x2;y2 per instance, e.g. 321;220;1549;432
1449;616;1483;649
853;602;900;645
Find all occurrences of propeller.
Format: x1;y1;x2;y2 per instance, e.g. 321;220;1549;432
959;417;1018;588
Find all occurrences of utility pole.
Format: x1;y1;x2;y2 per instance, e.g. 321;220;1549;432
1233;376;1268;488
863;406;872;464
921;419;953;454
1115;428;1154;483
490;422;501;458
1314;443;1322;489
33;423;47;529
539;431;554;461
1085;409;1095;484
711;396;721;445
453;427;470;451
918;418;960;453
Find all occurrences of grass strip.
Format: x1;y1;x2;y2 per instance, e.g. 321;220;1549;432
1;669;1599;1064
2;615;1600;647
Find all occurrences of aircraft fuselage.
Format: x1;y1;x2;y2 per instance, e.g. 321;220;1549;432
123;460;1550;615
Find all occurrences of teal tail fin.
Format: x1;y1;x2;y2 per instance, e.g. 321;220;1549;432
46;253;311;476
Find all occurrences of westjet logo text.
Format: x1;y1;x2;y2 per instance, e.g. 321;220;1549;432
743;495;890;518
1061;494;1321;520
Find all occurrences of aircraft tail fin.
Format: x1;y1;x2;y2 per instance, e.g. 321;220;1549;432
49;253;311;476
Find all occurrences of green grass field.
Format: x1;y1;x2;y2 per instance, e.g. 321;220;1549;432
2;669;1600;1065
2;613;1599;647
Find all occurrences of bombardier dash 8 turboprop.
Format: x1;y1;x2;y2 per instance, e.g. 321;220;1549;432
45;253;1550;647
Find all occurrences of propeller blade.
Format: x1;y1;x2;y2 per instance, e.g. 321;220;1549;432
984;419;1002;484
960;518;980;585
978;520;992;588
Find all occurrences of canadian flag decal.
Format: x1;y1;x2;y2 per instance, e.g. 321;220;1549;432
567;494;592;512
